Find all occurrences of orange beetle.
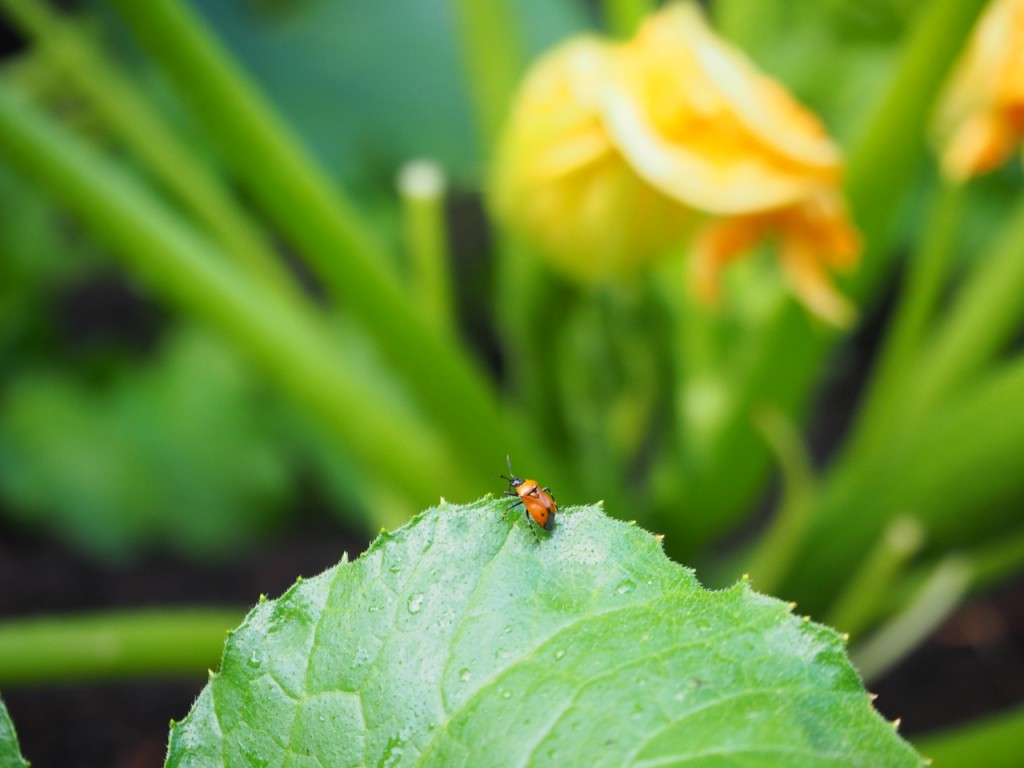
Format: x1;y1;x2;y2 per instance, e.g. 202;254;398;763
501;456;557;541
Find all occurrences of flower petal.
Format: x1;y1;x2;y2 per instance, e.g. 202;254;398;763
602;3;841;214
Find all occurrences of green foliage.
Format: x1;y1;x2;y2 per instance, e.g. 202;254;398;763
0;696;28;768
167;501;921;767
0;0;1021;760
0;328;290;557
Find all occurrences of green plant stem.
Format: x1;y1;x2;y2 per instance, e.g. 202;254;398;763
915;704;1024;767
875;183;962;373
601;0;654;38
907;193;1024;418
966;527;1024;593
0;0;295;297
850;556;971;682
0;82;474;506
495;241;579;488
844;183;962;461
665;0;988;552
0;609;241;684
713;0;785;51
447;0;523;155
109;0;529;486
108;0;385;300
398;160;455;334
844;0;988;298
784;351;1024;613
743;405;816;594
824;517;924;637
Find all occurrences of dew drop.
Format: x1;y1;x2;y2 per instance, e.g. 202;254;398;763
500;689;513;700
554;649;566;661
616;579;636;595
380;734;407;768
246;651;261;669
459;668;472;683
407;592;425;614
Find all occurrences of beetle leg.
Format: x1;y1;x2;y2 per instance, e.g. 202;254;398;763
525;509;540;544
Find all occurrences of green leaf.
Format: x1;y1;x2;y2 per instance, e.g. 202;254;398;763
167;500;922;767
0;326;291;558
0;695;29;768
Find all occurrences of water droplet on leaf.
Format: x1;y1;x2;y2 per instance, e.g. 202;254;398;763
406;592;425;614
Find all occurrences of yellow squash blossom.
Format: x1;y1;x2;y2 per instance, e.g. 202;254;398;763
935;0;1024;182
491;2;859;325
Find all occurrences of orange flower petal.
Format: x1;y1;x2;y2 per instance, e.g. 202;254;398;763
935;0;1024;181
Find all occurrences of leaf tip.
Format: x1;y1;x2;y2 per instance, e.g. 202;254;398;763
258;593;267;603
868;692;879;702
628;519;637;526
654;533;665;543
892;717;902;731
341;551;349;563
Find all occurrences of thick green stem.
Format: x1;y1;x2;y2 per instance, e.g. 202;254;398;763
448;0;524;155
915;704;1024;768
713;0;785;51
0;0;295;297
109;0;527;485
601;0;654;38
0;83;474;507
0;609;241;684
840;183;962;465
844;0;988;299
967;527;1024;593
743;405;816;594
665;0;988;551
908;193;1024;417
786;352;1024;613
824;517;924;637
